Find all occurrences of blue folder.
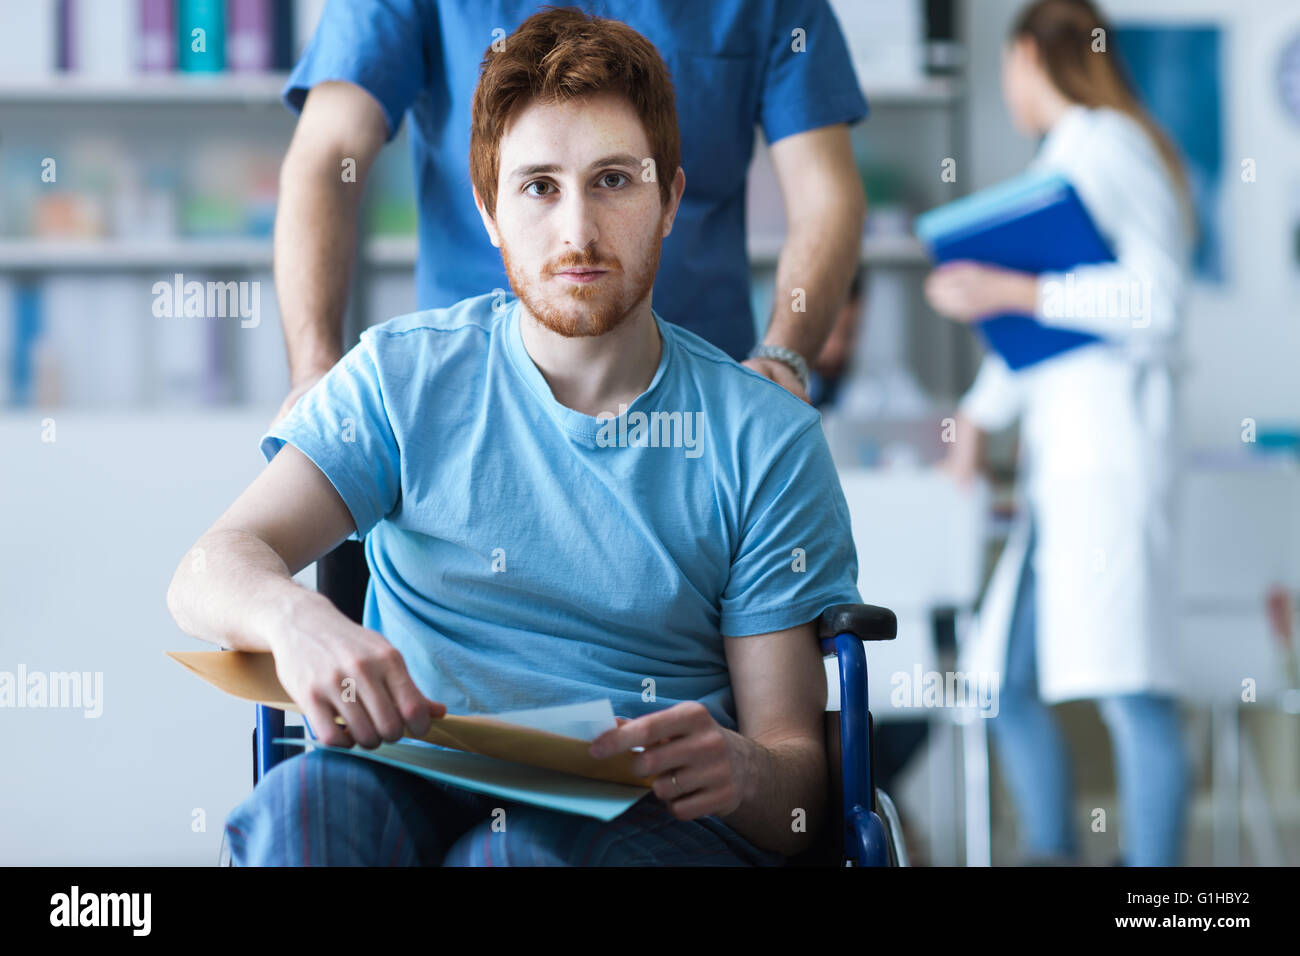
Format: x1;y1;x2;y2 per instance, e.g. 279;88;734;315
914;170;1113;370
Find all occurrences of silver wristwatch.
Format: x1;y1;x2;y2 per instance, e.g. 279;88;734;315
748;343;810;393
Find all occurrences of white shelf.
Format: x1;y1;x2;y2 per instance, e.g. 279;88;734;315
0;72;291;105
0;238;275;270
0;234;930;271
748;233;928;267
862;76;962;106
0;236;412;271
0;72;959;109
365;235;418;267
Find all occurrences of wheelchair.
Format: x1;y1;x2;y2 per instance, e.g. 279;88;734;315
238;540;910;867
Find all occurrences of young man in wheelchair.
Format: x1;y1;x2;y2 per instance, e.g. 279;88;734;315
167;8;863;866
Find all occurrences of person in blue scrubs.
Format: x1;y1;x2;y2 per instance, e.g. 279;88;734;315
272;0;868;421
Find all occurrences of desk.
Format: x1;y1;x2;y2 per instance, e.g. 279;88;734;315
830;455;1300;866
0;410;308;863
831;464;993;865
1176;462;1300;865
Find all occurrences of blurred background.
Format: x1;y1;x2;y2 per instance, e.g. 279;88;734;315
1;0;1297;865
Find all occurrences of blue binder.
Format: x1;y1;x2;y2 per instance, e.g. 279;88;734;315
914;171;1113;370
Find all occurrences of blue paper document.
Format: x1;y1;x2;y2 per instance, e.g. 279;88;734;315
273;699;651;822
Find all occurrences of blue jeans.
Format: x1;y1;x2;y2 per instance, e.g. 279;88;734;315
224;748;787;866
990;524;1191;866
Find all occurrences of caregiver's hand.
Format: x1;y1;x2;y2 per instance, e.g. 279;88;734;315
924;261;1038;323
743;356;810;403
267;593;446;749
589;701;751;820
271;359;338;429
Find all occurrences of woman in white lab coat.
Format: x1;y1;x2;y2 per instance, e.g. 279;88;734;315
925;0;1196;866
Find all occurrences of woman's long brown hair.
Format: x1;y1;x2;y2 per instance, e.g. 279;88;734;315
1011;0;1197;240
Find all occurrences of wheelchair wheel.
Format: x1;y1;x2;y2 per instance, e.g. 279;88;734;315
876;788;910;867
217;826;233;867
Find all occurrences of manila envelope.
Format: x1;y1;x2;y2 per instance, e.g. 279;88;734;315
167;650;654;787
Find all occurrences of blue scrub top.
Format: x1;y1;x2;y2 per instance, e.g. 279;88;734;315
284;0;869;361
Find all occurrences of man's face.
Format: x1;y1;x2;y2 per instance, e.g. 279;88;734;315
477;92;681;337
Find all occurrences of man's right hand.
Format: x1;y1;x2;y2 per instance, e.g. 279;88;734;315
267;591;446;749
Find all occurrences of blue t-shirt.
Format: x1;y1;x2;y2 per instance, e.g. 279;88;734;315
284;0;869;361
261;293;861;730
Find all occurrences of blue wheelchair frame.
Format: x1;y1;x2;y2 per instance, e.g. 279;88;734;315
249;554;902;867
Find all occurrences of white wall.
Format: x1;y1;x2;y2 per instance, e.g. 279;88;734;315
0;412;311;864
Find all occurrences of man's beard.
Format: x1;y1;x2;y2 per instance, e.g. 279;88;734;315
501;230;661;338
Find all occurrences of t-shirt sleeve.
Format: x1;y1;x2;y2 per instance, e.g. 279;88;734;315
282;0;433;142
759;0;870;144
259;330;401;542
720;419;862;636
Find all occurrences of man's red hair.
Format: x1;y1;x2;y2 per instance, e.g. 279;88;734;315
469;5;680;217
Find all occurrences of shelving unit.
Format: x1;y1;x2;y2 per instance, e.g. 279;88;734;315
0;55;972;407
853;72;975;401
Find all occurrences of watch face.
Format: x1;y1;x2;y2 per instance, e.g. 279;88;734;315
1280;32;1300;126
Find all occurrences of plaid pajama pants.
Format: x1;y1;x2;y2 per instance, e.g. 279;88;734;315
224;748;787;867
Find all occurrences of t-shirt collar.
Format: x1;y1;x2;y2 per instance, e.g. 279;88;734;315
504;298;674;444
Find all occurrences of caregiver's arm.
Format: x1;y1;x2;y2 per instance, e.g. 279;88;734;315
165;443;441;748
757;124;865;390
272;81;388;424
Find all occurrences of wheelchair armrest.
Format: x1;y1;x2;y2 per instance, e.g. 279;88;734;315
817;604;895;862
818;604;896;644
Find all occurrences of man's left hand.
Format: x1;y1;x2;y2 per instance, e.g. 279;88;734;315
742;357;810;403
589;702;752;820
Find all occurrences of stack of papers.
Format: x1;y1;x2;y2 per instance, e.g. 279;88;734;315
167;650;653;820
